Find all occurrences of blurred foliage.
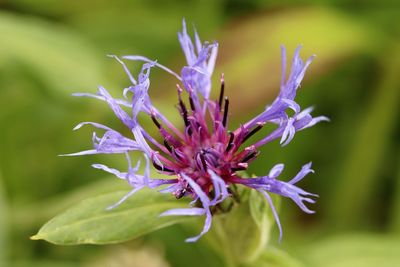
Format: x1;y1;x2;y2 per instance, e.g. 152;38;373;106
391;153;400;232
329;44;400;229
0;171;8;266
245;247;304;267
0;0;399;266
302;234;400;267
205;189;279;266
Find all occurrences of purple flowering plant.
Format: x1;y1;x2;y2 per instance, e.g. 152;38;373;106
63;20;327;243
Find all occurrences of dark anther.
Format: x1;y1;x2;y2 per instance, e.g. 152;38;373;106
222;97;229;127
178;99;192;136
242;151;260;163
175;188;187;199
231;165;248;171
179;100;190;127
218;76;225;108
151;114;161;129
186;126;193;136
163;139;173;153
189;96;196;111
200;150;208;171
243;123;265;143
225;131;235;152
152;161;174;173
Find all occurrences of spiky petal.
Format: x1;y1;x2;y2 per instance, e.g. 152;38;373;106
67;20;327;242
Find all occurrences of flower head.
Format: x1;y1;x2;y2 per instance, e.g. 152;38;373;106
67;20;328;242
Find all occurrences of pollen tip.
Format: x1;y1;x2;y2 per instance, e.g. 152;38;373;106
187;84;194;93
245;145;256;151
176;84;183;93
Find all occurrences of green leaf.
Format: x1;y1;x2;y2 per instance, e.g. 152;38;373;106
302;234;400;267
32;189;192;245
244;247;304;267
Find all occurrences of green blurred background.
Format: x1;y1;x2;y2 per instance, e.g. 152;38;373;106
0;0;399;266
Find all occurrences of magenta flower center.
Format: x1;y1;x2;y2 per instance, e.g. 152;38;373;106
150;80;262;200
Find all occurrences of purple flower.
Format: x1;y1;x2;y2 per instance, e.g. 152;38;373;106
66;20;328;242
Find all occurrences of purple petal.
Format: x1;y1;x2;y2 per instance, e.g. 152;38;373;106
208;170;229;205
178;19;196;66
194;28;202;54
180;173;213;241
92;163;125;179
60;149;101;156
97;86;135;128
288;162;314;184
281;99;300;113
280;45;287;89
280;45;315;100
158;183;182;194
301;115;330;129
142;154;151;185
253;126;285;148
122;55;181;81
70;122;141;155
132;126;159;164
268;164;285;178
107;54;137;85
106;187;143;210
259;190;283;243
280;118;296;146
185;209;212;243
73;122;112;131
159;207;205;216
181;173;210;207
207;43;218;75
177;19;218;100
72;93;132;107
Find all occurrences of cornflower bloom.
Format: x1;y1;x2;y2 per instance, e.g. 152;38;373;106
66;20;328;242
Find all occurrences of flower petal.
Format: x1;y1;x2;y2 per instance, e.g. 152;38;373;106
159;207;205;216
268;163;285;178
259;190;283;242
